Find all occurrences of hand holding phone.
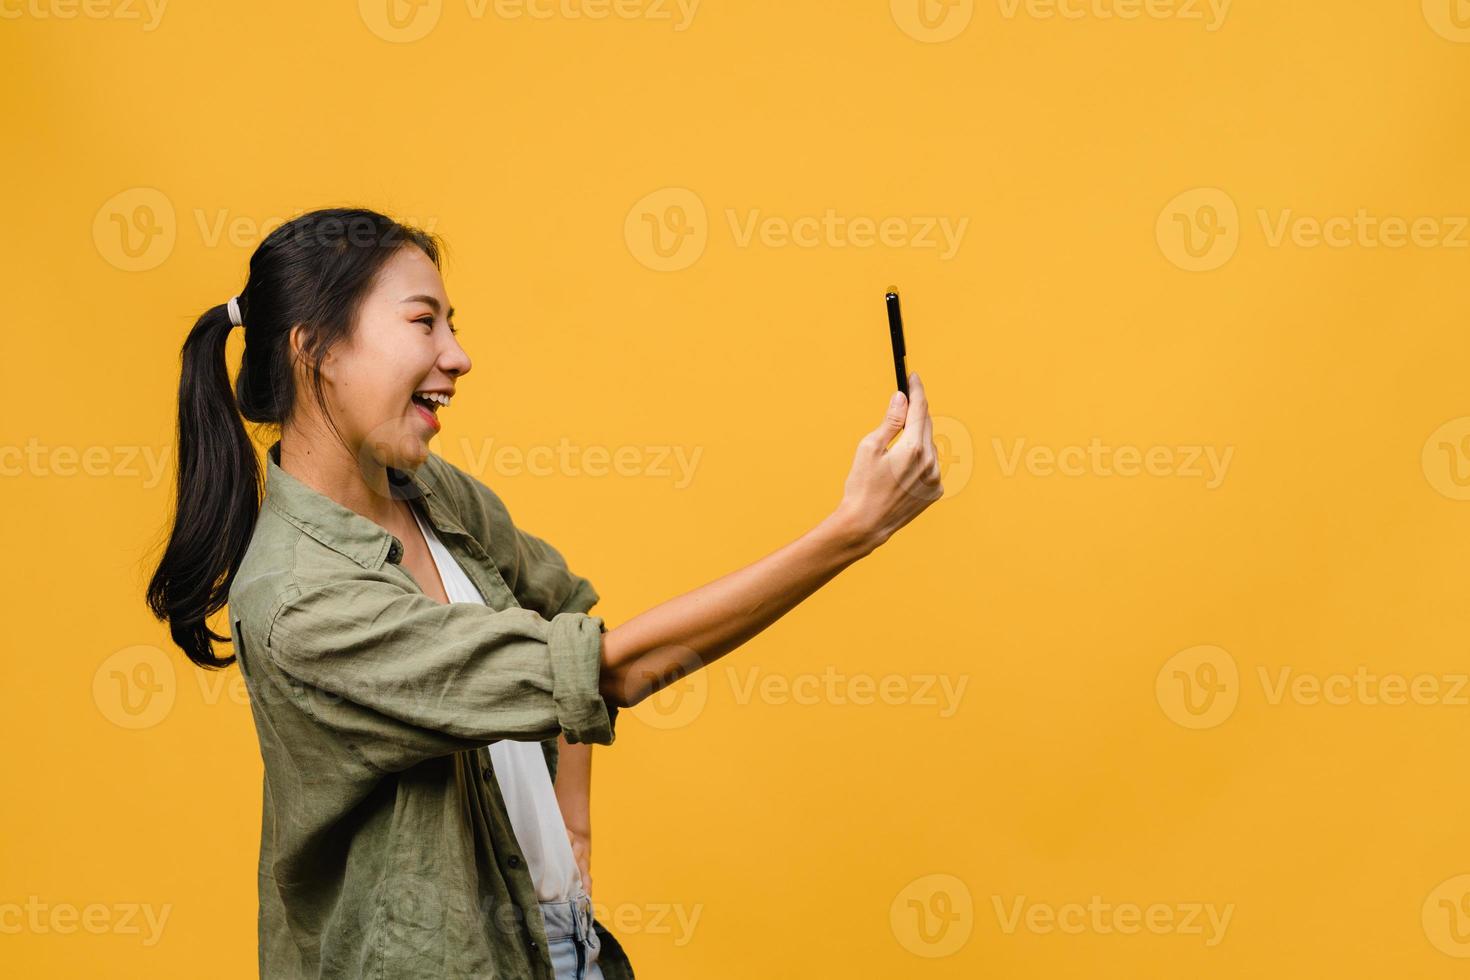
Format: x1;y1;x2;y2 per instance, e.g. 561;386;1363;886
823;287;942;554
835;370;943;554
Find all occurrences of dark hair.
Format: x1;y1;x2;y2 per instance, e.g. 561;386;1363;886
145;207;446;669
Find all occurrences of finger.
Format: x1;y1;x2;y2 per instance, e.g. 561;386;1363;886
919;378;934;448
869;388;908;448
904;372;928;438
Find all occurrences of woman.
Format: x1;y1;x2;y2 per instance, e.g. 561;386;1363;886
145;207;944;979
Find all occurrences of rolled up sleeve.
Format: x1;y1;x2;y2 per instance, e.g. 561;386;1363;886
265;572;616;774
505;527;619;743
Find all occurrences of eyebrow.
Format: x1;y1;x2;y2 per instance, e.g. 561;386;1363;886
401;294;455;319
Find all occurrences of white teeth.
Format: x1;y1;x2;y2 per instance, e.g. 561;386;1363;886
413;391;451;408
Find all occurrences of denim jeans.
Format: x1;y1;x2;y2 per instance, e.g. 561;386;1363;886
539;889;604;980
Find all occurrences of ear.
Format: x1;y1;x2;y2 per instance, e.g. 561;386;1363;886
288;322;308;363
286;323;326;397
288;323;333;377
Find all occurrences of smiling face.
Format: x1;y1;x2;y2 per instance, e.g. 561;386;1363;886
291;244;472;475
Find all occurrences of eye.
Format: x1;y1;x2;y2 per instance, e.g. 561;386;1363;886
415;316;458;336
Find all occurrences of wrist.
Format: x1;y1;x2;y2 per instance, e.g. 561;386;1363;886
818;506;879;563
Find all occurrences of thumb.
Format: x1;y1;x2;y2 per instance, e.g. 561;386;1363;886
872;389;908;444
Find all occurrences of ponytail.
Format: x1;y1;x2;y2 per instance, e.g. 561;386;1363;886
145;302;260;668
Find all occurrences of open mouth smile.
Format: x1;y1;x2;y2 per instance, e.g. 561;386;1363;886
410;390;452;432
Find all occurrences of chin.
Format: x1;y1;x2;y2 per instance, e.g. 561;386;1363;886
360;425;434;478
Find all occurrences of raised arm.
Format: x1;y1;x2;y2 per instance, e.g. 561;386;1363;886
600;373;944;707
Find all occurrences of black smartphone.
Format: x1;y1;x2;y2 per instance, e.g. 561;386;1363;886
884;286;909;398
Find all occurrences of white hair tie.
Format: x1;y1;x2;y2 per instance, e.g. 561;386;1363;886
227;295;243;327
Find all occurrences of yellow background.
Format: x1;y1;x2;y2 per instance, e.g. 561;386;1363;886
4;0;1470;976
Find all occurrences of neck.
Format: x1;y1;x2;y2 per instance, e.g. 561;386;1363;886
278;422;401;529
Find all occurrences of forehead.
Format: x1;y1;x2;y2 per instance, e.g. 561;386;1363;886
371;246;447;303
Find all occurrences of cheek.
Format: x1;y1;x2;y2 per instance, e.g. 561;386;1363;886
334;366;415;425
330;328;431;415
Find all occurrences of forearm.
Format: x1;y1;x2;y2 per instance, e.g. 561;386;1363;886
553;734;592;838
599;509;873;708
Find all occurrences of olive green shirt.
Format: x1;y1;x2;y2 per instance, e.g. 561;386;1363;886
226;438;634;979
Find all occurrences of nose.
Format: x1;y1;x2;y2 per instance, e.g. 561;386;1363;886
442;335;472;379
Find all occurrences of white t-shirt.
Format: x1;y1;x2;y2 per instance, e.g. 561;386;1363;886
409;501;584;903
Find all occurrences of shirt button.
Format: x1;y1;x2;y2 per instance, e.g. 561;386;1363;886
482;766;493;781
508;855;521;868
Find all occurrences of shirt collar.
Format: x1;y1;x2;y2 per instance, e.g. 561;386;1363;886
261;438;468;569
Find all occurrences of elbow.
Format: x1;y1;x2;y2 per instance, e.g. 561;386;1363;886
599;634;705;710
599;665;642;711
597;631;640;710
601;660;694;711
